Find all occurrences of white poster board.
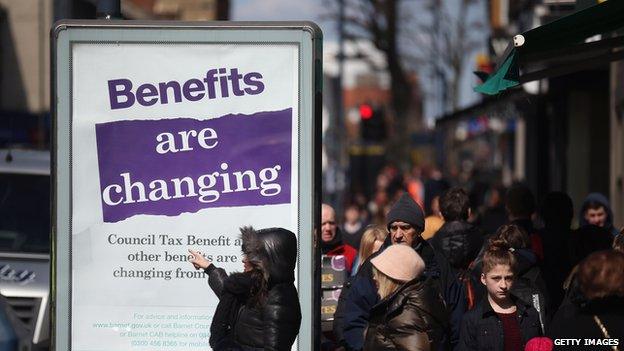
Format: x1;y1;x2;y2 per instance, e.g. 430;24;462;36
52;21;321;351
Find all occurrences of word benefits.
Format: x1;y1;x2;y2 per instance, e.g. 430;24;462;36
108;68;265;110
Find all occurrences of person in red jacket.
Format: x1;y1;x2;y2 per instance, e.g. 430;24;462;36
322;203;357;274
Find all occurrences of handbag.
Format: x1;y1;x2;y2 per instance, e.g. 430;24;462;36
593;315;620;351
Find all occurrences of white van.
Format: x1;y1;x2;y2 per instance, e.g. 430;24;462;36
0;148;50;351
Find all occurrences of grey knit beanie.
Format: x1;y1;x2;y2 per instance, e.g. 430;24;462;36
386;193;425;232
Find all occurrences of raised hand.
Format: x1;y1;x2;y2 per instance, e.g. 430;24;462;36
188;249;211;270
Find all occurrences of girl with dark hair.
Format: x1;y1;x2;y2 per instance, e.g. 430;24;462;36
458;240;541;351
189;226;301;351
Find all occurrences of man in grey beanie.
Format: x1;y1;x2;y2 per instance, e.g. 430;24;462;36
335;193;461;351
385;193;426;247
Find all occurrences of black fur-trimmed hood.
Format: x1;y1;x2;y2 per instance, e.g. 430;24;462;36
240;226;298;285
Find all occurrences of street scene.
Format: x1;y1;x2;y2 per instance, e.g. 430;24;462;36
1;0;624;350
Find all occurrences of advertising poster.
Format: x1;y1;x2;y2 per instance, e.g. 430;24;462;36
68;42;300;350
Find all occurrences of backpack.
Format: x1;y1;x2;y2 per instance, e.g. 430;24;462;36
457;262;479;311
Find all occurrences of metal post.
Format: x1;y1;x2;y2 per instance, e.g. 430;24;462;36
96;0;121;20
333;0;345;214
338;0;345;97
609;61;623;229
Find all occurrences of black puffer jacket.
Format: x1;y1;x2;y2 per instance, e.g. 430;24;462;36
364;278;449;351
206;227;301;350
458;296;541;351
429;220;483;270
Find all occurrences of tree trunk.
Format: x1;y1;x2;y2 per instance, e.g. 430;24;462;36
378;0;414;168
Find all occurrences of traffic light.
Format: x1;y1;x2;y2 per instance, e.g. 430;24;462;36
359;104;373;120
359;103;386;142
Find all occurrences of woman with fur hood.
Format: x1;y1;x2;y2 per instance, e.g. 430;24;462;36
189;227;301;351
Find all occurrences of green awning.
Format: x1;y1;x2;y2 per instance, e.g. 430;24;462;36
474;51;518;95
475;0;624;95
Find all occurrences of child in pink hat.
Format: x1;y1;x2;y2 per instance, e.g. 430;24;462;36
524;337;553;351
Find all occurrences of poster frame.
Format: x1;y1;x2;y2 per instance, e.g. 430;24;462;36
51;20;322;351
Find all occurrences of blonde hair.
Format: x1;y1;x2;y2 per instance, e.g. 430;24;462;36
358;225;388;268
372;266;402;299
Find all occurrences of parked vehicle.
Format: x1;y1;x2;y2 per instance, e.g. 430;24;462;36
0;149;50;350
0;297;17;351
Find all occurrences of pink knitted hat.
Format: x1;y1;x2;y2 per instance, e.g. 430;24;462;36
524;337;554;351
371;244;425;282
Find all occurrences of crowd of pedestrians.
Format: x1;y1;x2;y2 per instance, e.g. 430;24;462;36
188;166;624;351
322;172;624;351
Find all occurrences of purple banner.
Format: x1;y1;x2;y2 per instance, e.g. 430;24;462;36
95;108;292;223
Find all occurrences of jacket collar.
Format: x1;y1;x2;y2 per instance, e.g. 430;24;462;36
480;294;529;317
415;240;441;278
373;279;423;315
321;227;344;253
438;220;474;234
510;218;534;235
377;238;441;278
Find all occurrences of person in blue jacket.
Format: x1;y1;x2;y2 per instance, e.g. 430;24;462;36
335;193;461;351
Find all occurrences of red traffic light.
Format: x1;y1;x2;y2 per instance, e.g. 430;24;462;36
359;104;373;120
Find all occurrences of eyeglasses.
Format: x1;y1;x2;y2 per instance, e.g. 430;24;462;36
389;224;413;232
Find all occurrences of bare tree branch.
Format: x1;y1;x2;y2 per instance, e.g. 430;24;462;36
325;0;482;158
